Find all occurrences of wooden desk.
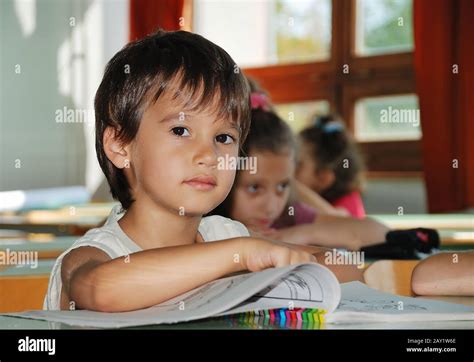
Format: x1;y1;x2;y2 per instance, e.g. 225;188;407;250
0;203;116;236
371;213;474;230
0;275;49;312
438;230;474;246
0;236;76;259
0;214;104;236
1;259;473;329
364;260;419;297
0;260;55;312
0;310;472;330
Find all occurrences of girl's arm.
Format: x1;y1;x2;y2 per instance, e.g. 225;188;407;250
411;252;474;296
293;180;349;217
268;214;389;250
61;237;316;312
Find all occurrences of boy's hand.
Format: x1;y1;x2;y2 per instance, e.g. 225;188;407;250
241;238;317;272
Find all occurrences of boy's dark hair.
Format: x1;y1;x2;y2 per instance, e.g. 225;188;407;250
95;29;251;209
299;114;365;202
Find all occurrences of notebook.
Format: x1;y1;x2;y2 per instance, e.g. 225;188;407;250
4;263;474;328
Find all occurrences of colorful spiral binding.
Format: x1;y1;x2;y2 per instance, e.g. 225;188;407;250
218;308;326;329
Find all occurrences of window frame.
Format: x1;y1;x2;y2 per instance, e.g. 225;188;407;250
191;0;420;173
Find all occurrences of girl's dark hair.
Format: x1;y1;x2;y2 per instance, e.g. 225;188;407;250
242;107;295;157
238;77;293;156
209;84;295;218
299;114;365;202
95;29;251;209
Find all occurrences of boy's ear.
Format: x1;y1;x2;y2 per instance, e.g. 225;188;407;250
103;127;131;169
316;168;336;191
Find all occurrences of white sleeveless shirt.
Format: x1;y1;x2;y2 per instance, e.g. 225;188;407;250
44;205;249;310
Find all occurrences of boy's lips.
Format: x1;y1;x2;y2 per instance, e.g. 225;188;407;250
183;175;217;191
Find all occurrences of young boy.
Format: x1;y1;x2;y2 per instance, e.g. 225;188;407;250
44;30;361;313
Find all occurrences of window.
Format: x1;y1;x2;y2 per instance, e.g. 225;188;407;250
274;0;331;64
355;0;414;56
192;0;420;172
355;94;421;141
275;100;330;132
193;0;331;67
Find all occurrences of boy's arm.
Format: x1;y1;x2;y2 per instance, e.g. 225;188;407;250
62;237;316;312
411;252;474;296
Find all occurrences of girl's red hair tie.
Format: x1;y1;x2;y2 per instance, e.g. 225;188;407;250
250;92;270;111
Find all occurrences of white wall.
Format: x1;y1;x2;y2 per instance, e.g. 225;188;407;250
0;0;128;195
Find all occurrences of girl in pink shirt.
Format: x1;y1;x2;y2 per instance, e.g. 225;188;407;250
297;115;366;218
209;86;389;251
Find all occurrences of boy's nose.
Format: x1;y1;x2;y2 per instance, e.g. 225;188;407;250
195;141;218;168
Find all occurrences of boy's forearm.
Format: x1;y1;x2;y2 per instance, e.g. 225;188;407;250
411;252;474;296
74;238;248;312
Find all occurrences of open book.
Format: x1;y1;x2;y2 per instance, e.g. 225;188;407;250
4;263;474;328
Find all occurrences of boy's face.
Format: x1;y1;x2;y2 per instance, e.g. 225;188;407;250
122;89;240;216
230;150;294;231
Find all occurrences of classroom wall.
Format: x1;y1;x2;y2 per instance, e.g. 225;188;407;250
363;177;427;214
0;0;128;193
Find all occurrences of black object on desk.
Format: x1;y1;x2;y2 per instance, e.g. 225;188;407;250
361;228;440;259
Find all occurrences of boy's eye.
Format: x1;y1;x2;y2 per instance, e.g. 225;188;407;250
171;127;190;137
216;134;235;144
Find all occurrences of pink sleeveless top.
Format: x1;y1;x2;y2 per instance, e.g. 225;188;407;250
331;191;366;218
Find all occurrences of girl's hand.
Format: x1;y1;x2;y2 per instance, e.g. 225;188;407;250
240;238;317;272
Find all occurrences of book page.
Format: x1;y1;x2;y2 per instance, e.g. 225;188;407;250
218;263;340;316
326;282;474;324
3;263;338;328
